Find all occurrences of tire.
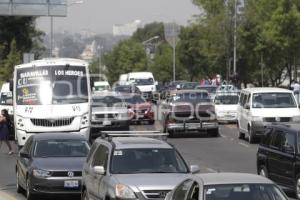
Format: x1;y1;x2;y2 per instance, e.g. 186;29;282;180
148;120;155;125
248;126;255;144
237;123;245;139
16;169;23;193
296;176;300;200
208;129;219;137
26;178;35;200
82;189;89;200
258;166;268;178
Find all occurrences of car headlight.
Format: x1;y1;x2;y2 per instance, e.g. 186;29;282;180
293;115;300;122
117;113;128;120
252;116;263;122
115;184;136;199
81;113;89;128
33;169;51;178
92;114;96;121
16;115;25;130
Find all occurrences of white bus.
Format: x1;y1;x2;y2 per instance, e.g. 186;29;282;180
13;58;91;147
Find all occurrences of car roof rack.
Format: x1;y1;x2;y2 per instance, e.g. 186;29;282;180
100;131;168;142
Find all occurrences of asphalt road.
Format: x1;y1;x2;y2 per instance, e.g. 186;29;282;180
0;123;295;200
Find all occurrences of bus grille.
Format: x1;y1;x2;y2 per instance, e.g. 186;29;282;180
30;117;74;127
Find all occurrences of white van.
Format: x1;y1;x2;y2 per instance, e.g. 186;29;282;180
118;74;128;85
0;82;13;116
237;87;300;143
127;72;157;94
93;81;110;92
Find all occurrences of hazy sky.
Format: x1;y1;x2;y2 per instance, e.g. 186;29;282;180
36;0;200;34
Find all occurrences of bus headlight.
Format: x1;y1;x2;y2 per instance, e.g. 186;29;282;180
16;116;25;130
81;113;89;128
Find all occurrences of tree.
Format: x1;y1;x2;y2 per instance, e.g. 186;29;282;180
149;43;188;82
132;22;164;42
102;39;147;83
0;40;21;81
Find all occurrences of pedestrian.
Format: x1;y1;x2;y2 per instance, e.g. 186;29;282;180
293;81;300;104
0;109;13;155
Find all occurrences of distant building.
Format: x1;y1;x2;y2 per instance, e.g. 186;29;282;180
113;20;142;36
80;40;97;62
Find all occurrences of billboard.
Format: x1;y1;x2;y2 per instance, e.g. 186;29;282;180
0;0;67;16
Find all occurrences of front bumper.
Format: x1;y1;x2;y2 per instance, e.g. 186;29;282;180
91;120;129;138
217;115;237;122
31;176;82;194
16;128;90;146
167;122;218;132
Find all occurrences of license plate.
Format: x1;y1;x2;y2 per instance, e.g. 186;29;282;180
64;180;79;188
103;121;111;125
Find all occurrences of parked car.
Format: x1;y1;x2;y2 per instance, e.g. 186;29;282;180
214;93;239;123
16;133;90;200
238;87;300;143
82;133;200;200
93;81;110;92
112;84;141;94
123;94;155;124
257;123;300;199
165;173;289;200
179;82;199;90
162;90;218;137
91;92;130;139
195;85;218;100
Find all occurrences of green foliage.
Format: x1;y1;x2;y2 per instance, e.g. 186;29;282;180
102;39;147;83
132;22;165;42
0;40;21;81
0;17;45;81
149;43;188;82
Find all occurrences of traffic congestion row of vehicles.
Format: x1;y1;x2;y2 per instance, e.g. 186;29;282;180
6;57;300;199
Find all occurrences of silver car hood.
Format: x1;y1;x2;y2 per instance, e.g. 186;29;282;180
92;107;127;114
113;173;190;192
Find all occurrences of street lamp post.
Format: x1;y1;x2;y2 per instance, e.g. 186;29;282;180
97;45;104;76
49;0;83;57
142;36;159;70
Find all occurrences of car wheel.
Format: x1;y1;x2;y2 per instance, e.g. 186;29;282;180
16;169;23;193
148;120;155;125
248;127;254;144
26;178;35;200
237;123;245;139
258;166;268;178
82;189;89;200
296;176;300;200
208;129;219;137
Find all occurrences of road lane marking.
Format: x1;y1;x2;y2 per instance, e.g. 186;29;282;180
0;191;17;200
206;167;218;173
238;142;249;148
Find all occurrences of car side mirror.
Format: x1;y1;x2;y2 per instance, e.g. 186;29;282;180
20;152;31;159
93;166;105;175
190;165;200;174
283;145;295;154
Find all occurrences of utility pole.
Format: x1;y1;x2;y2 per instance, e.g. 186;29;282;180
50;16;53;57
233;0;237;74
172;24;176;82
261;54;264;87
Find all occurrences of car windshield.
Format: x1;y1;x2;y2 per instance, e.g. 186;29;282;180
0;92;12;105
16;65;88;105
134;78;154;86
172;92;211;103
181;82;199;89
124;95;146;104
92;95;124;107
111;148;189;174
204;184;288;200
94;85;110;91
252;93;296;108
215;95;239;105
197;87;217;94
34;140;90;158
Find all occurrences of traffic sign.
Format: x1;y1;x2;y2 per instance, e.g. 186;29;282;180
0;0;67;16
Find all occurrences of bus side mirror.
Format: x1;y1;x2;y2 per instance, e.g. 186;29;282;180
9;80;13;92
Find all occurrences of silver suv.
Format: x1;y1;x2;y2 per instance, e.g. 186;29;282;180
81;132;200;200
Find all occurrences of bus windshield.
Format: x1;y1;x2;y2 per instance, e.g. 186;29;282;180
16;65;88;105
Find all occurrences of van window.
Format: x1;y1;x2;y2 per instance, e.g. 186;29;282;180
239;93;244;105
252;93;296;108
270;130;284;150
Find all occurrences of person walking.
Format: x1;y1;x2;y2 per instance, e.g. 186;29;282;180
0;109;13;155
293;81;300;104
